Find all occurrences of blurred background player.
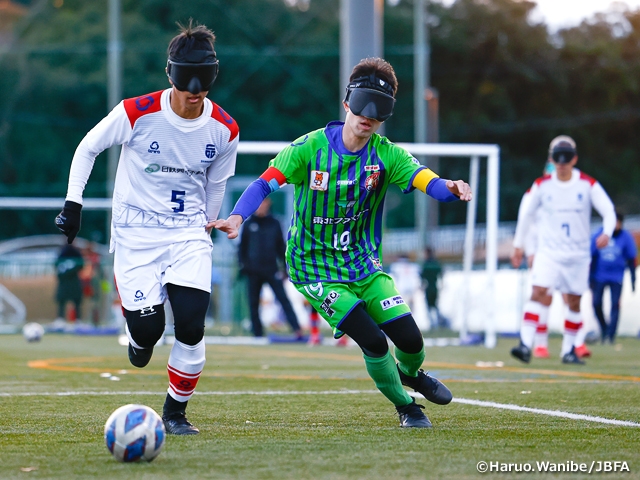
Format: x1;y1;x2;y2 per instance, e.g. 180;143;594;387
215;57;471;428
389;254;421;312
55;21;238;434
514;160;560;359
420;247;446;330
590;211;637;344
511;135;616;365
54;243;84;323
238;197;303;339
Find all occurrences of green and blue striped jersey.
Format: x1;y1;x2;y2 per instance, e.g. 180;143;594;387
269;121;426;284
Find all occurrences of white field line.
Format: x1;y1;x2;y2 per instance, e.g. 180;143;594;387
2;390;639;427
451;397;640;427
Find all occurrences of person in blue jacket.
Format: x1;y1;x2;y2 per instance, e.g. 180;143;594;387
590;211;637;343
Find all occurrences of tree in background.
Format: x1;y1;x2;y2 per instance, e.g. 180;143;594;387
1;0;640;240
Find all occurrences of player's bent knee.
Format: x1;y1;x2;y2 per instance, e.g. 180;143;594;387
348;323;389;357
167;284;210;346
125;305;166;348
381;315;424;354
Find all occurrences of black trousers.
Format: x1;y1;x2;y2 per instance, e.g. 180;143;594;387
247;272;300;337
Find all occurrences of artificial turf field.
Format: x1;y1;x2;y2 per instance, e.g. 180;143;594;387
1;333;639;480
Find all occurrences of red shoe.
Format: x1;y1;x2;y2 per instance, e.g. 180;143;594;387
307;334;321;346
336;336;349;347
533;346;550;359
574;344;592;358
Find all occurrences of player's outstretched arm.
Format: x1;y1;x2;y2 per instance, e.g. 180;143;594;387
412;170;472;202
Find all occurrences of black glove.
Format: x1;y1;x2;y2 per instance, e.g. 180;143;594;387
55;201;82;244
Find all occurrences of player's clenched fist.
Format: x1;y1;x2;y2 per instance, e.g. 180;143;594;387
55;201;82;244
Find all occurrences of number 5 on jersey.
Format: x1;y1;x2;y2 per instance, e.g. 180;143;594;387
171;190;186;212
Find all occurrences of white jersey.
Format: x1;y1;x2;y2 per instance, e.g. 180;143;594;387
65;88;239;251
517;189;539;257
513;168;615;262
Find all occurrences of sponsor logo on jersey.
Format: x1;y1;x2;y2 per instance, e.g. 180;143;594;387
310;170;329;191
337;200;357;216
336;179;357;186
303;283;324;299
218;107;233;124
364;165;380;172
313;208;369;225
577;193;583;201
319;291;340;317
161;166;205;176
380;295;405;311
148;141;160;154
145;163;160;173
365;171;380;191
135;95;154;111
411;157;421;166
291;135;309;147
140;306;155;317
204;143;217;159
134;290;147;303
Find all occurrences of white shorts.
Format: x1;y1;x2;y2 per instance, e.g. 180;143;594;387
530;252;589;295
114;240;212;311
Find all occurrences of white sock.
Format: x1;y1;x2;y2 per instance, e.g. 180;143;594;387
561;310;582;357
575;321;589;347
167;339;206;402
534;304;550;348
520;301;542;348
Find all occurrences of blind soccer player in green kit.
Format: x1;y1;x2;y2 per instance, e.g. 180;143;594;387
213;58;472;428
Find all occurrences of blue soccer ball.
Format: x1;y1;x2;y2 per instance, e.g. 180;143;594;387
104;404;165;462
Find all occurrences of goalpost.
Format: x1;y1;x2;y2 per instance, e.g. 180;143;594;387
234;141;501;348
0;141;500;348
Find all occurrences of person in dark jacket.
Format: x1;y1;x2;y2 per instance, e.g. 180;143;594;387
55;243;84;321
590;211;637;343
238;198;302;338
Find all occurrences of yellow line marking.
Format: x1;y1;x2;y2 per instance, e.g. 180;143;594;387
27;352;640;383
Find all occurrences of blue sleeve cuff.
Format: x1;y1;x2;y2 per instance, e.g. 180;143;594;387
426;178;458;202
230;178;272;221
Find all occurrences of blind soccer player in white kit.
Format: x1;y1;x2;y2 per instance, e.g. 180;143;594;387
55;22;239;434
515;160;565;360
511;136;615;365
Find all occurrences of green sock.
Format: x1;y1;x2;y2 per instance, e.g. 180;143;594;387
363;351;413;406
395;347;425;377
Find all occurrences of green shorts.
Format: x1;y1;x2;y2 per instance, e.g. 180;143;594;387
295;271;411;338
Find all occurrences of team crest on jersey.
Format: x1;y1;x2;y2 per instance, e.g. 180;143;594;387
205;143;217;159
310;170;329;191
364;172;380;191
371;257;382;270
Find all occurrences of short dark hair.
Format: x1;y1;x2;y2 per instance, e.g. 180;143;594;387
167;19;216;61
616;210;624;223
350;57;398;96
